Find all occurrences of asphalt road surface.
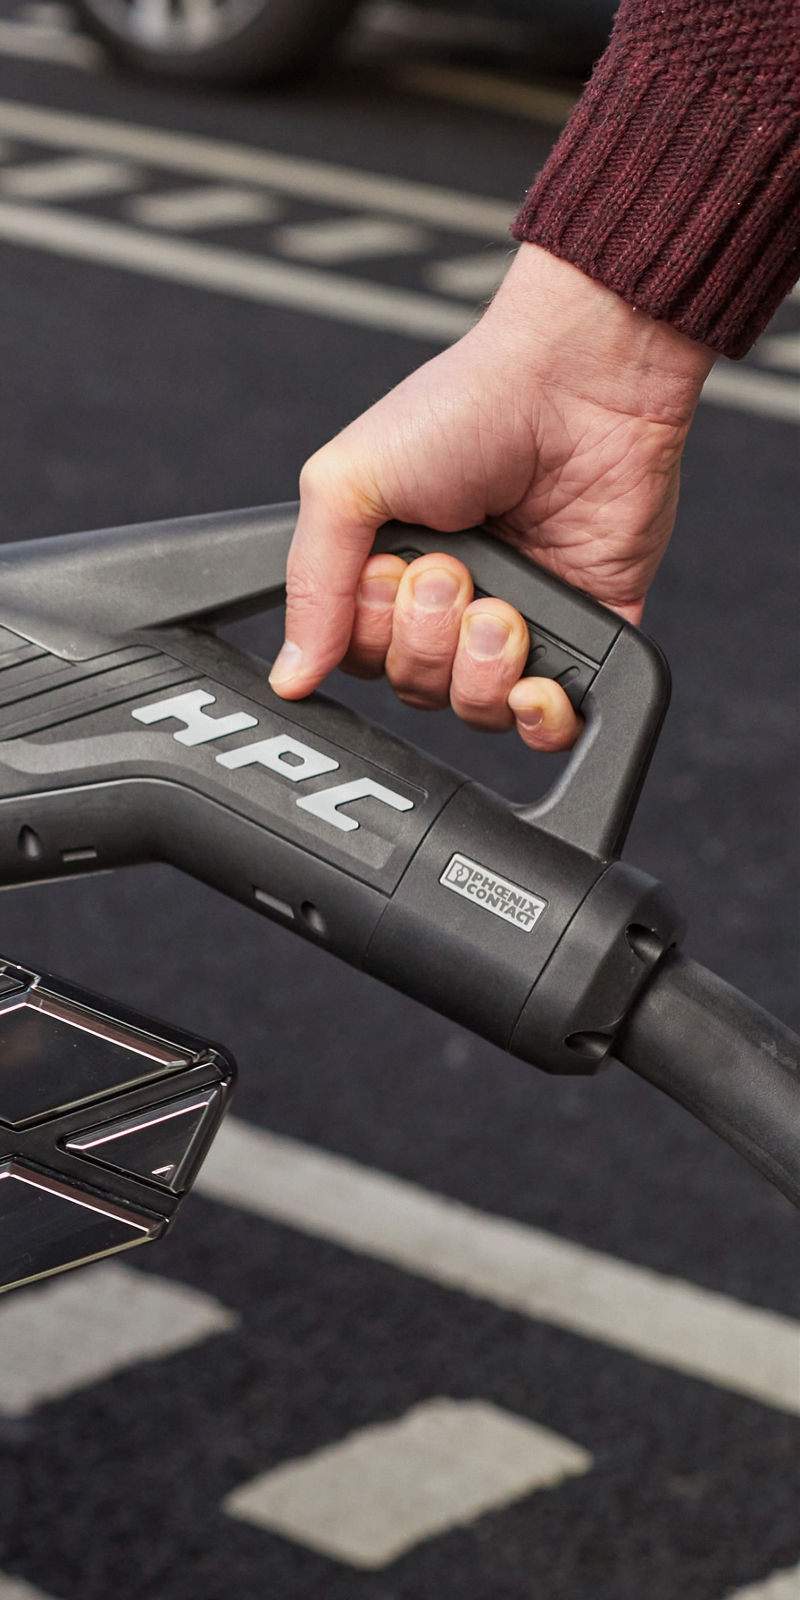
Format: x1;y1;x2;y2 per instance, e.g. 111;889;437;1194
0;9;797;1600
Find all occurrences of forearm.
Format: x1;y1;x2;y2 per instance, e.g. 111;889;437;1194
512;0;800;358
480;243;715;427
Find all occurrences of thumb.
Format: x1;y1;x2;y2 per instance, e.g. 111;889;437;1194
269;456;384;699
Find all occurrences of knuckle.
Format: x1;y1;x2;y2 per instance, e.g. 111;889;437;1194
298;449;335;500
398;611;460;657
285;566;326;617
451;666;510;711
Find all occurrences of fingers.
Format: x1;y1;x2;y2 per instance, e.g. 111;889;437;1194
344;551;583;747
449;598;531;731
508;676;582;751
270;452;384;699
341;554;407;679
385;553;474;709
277;483;584;753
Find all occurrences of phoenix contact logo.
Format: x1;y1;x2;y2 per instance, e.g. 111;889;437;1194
130;688;414;834
440;854;547;932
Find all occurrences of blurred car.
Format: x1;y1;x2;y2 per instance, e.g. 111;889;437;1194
69;0;616;86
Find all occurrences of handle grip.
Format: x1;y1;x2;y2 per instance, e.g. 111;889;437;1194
0;504;670;859
373;522;671;859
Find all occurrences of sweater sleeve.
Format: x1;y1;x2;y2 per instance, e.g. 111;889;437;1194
511;0;800;358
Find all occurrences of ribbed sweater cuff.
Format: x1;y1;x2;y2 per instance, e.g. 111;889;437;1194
512;42;800;359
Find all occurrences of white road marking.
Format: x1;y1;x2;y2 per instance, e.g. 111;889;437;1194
127;184;279;231
0;1258;236;1416
0;1580;62;1600
0;192;793;423
19;1;75;28
0;197;473;340
272;215;428;262
701;364;800;424
0;155;141;199
756;332;800;373
727;1570;800;1599
425;247;512;298
0;101;792;420
392;62;577;127
0;98;513;235
198;1120;800;1417
0;17;100;66
224;1397;592;1569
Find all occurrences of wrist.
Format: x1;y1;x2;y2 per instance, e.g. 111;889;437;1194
479;243;715;428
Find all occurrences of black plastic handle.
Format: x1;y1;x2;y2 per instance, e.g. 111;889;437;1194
0;503;670;858
373;522;671;859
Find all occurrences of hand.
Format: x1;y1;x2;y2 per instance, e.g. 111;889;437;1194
270;244;714;750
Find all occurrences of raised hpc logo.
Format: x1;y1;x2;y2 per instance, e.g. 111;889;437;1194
440;854;546;932
130;688;414;834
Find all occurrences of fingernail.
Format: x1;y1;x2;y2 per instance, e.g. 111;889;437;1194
357;575;400;608
412;568;461;611
465;614;512;660
515;706;544;730
269;640;304;687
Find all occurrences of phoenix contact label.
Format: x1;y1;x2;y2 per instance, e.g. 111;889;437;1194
439;854;547;932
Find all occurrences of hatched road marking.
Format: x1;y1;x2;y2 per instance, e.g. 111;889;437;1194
0;98;513;233
727;1571;800;1599
224;1397;593;1569
272;215;429;263
0;1258;236;1416
392;62;577;126
0;1581;63;1599
757;332;800;373
425;246;511;297
0;17;100;67
702;364;800;422
198;1118;800;1417
0;197;473;341
0;154;141;199
127;184;279;231
0;99;795;420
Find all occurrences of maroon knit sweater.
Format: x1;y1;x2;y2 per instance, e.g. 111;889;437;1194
512;0;800;358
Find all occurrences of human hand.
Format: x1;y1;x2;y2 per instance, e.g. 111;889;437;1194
270;244;714;750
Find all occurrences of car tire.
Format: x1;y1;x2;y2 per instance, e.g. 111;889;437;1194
71;0;362;83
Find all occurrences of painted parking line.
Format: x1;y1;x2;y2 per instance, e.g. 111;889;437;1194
0;155;141;199
757;332;800;374
0;17;100;67
0;1580;62;1600
727;1569;800;1599
0;190;794;424
0;1258;236;1416
0;98;513;234
702;364;800;423
272;216;429;263
0;197;473;340
0;100;794;422
425;247;511;298
197;1119;800;1416
0;8;578;134
127;184;279;231
19;1;75;26
224;1397;592;1569
392;62;577;127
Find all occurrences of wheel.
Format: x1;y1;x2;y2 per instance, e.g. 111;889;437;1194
71;0;361;83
